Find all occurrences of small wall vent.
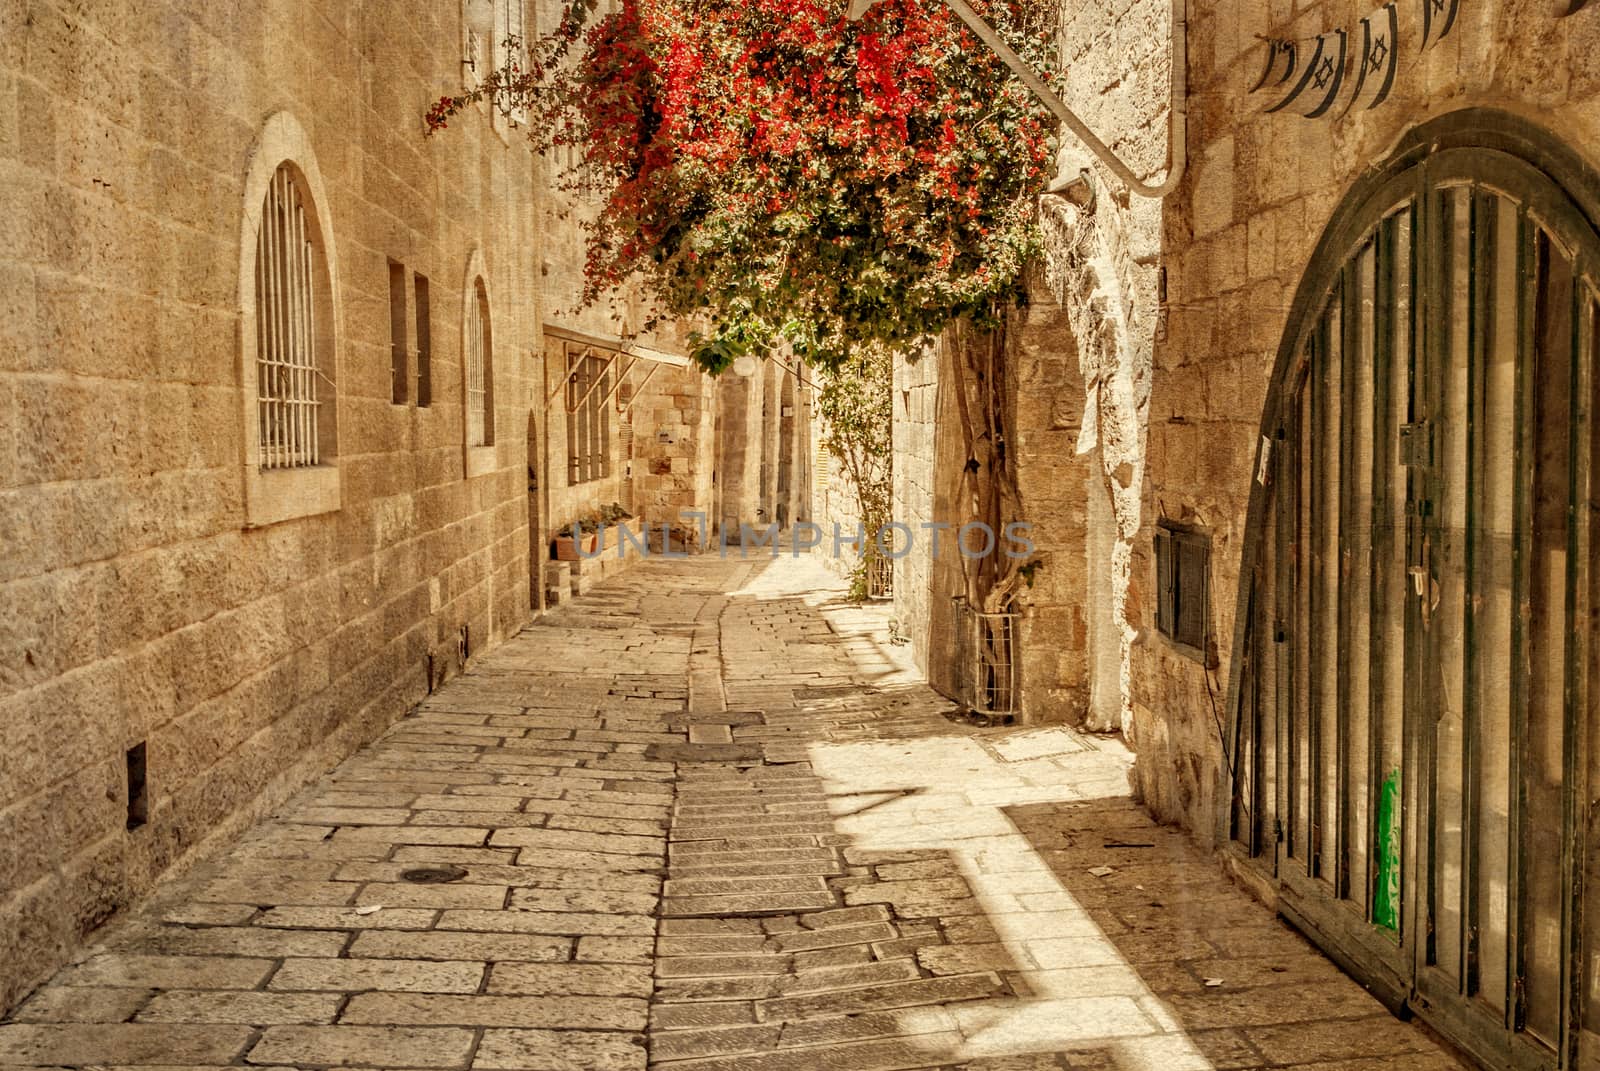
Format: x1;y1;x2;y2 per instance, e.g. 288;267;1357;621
125;743;148;831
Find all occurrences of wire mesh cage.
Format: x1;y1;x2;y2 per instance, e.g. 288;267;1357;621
953;599;1020;717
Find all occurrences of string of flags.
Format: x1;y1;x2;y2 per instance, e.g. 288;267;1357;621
1252;0;1590;119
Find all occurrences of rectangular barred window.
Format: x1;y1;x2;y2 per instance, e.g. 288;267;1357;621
503;0;527;126
414;274;432;408
565;343;612;484
1155;522;1209;659
255;164;321;469
388;260;408;405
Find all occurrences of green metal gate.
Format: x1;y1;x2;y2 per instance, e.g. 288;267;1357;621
1228;116;1600;1071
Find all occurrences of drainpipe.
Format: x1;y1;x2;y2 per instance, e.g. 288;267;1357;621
848;0;1188;200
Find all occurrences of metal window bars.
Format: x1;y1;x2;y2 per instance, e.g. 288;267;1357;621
562;342;615;484
255;164;321;470
466;282;488;446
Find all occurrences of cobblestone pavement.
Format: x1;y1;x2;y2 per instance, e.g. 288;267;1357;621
0;554;1466;1070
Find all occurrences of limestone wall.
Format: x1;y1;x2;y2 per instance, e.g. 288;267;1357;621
1128;1;1600;840
715;372;764;539
0;0;544;1011
630;362;718;543
890;350;939;668
1009;288;1109;726
715;361;810;549
810;372;867;581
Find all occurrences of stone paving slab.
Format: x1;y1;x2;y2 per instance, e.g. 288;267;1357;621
0;554;1471;1070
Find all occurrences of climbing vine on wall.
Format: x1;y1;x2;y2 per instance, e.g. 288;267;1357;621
815;347;894;596
425;0;1058;376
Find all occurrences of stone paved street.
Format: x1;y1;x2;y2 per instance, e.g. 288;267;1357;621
0;554;1465;1070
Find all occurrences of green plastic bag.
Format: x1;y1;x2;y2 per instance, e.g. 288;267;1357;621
1372;768;1401;933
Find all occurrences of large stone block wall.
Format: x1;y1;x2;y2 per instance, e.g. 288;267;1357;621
715;361;810;548
809;374;866;582
890;351;939;665
1128;1;1600;842
1009;288;1104;726
0;0;543;1012
1034;0;1171;743
630;362;717;541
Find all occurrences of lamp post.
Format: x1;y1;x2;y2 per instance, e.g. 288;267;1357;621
847;0;1187;200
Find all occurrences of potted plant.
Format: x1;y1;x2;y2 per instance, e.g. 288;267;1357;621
596;502;646;550
552;515;601;561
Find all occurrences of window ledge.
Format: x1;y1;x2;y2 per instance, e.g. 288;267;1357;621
465;444;497;479
245;464;341;528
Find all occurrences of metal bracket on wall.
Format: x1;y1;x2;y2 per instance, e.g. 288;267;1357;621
592;353;637;413
546;344;591;407
620;362;662;415
564;348;620;414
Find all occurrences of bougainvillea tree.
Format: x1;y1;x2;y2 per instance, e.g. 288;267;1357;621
427;0;1058;375
430;0;1054;696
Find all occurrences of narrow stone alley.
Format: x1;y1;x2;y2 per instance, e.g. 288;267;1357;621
0;555;1465;1071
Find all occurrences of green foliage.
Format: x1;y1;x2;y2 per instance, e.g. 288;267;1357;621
426;0;1058;376
846;557;872;603
817;345;894;537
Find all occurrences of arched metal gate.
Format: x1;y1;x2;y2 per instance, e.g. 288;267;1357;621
1227;113;1600;1071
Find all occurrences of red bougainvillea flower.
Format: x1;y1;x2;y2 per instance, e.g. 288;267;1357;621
429;0;1057;373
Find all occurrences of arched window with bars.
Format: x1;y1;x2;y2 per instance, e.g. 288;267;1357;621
255;164;323;470
237;113;341;528
462;252;497;477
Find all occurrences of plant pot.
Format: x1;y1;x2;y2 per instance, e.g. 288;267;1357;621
553;532;598;561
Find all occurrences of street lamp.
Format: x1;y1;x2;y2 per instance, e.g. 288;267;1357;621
846;0;1187;200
